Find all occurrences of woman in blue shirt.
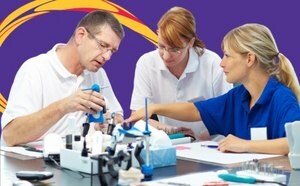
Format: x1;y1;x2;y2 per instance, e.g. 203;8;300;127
126;23;300;155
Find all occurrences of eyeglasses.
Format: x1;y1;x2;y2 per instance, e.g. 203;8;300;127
85;28;117;54
156;44;187;55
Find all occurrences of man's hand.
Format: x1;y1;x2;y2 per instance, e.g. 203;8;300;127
60;90;106;115
1;90;105;146
94;112;124;132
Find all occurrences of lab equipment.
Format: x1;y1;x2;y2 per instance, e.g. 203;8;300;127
285;121;300;169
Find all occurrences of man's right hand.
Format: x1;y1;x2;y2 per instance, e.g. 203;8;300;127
60;90;106;114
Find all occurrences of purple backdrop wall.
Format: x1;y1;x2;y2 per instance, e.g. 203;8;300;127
0;0;299;119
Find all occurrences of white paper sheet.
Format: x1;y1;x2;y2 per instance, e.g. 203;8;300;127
0;146;43;158
175;141;281;165
144;171;280;186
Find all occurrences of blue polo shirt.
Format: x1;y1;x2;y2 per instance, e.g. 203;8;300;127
194;78;300;139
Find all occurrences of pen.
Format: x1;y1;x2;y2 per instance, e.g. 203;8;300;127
200;145;218;149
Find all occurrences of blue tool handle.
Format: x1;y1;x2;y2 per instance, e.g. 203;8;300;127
83;84;105;123
218;173;256;184
168;133;185;139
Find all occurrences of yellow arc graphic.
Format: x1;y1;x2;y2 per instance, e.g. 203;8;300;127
0;0;158;46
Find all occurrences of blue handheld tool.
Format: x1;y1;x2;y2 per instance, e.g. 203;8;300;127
122;122;133;130
168;133;185;139
218;173;286;185
218;173;256;184
118;125;144;137
84;84;105;123
82;84;100;92
107;112;116;135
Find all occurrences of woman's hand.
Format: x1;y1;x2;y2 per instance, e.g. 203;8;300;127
124;105;155;124
218;134;250;153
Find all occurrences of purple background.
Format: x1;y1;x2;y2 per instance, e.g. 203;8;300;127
0;0;299;119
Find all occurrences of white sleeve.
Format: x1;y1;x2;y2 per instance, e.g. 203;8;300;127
1;61;43;129
99;69;123;115
130;54;153;110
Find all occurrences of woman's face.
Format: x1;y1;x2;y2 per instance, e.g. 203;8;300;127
157;34;191;69
220;48;249;84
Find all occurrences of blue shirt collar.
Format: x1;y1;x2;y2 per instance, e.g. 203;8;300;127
241;77;280;110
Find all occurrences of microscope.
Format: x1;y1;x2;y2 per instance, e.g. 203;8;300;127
61;86;151;185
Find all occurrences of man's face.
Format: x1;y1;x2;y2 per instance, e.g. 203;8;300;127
78;24;121;72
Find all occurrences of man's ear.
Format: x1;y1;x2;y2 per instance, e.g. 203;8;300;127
246;52;256;67
74;27;86;44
